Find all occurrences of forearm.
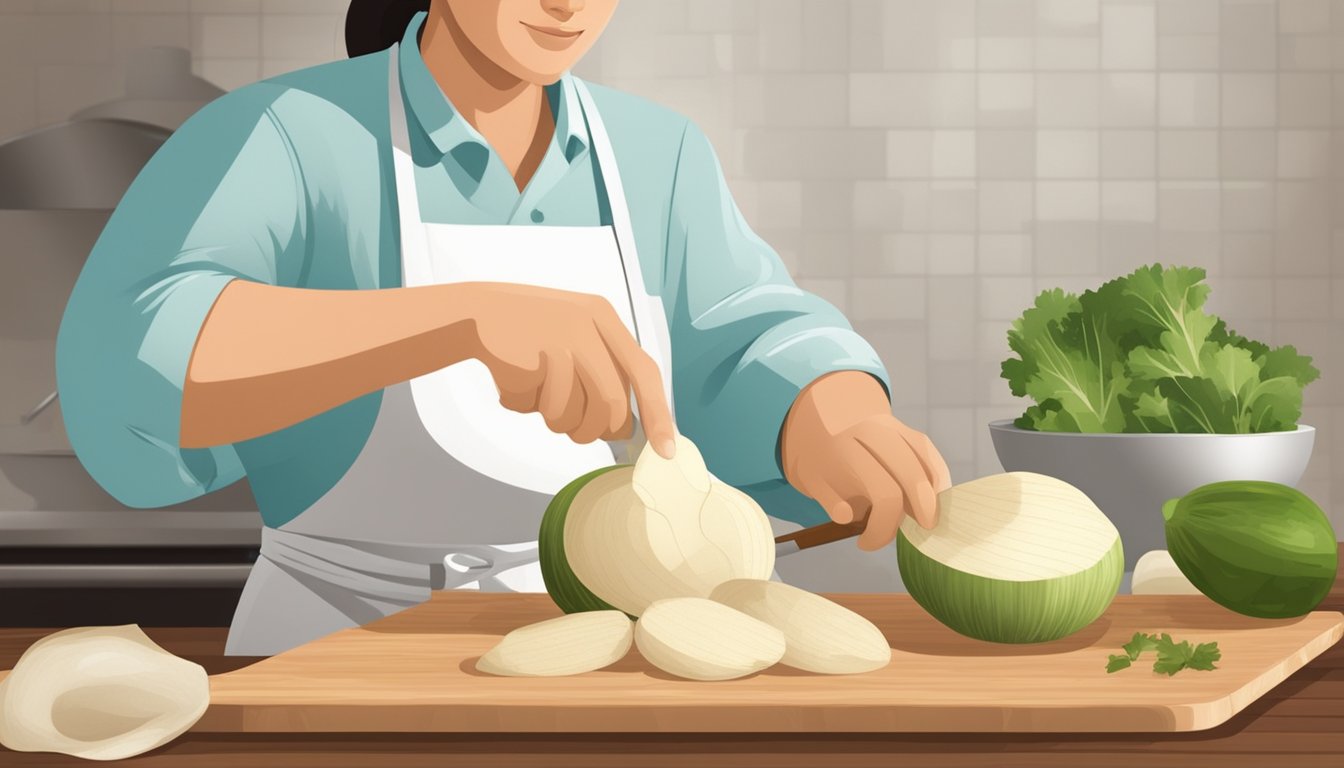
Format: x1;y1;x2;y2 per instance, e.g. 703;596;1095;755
180;280;480;448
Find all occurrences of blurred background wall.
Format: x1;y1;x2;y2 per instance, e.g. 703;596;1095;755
0;0;1339;526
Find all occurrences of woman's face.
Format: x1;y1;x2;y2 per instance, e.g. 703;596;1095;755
443;0;620;84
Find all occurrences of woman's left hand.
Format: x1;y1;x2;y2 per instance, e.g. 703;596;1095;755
781;371;952;551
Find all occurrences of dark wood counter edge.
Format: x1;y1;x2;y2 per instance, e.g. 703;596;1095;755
0;544;1340;767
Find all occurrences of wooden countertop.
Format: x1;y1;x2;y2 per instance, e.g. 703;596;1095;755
2;544;1341;767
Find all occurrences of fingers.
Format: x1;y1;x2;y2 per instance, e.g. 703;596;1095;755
537;350;581;433
855;424;939;530
570;350;626;444
900;424;953;493
832;442;908;551
798;467;856;525
592;311;676;459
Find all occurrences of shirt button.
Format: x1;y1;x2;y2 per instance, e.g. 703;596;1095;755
530;209;545;223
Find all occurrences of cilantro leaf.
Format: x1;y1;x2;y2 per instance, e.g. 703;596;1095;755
1108;632;1221;675
1187;642;1221;672
1122;632;1160;660
1107;654;1133;673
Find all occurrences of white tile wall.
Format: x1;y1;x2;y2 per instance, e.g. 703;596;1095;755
0;0;1339;527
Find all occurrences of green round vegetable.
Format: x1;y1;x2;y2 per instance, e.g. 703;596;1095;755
896;472;1124;644
898;533;1123;644
538;465;627;616
1163;481;1338;619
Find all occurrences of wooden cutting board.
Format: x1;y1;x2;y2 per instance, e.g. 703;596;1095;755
196;593;1343;734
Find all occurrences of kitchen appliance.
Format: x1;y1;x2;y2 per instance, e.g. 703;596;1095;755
0;48;261;626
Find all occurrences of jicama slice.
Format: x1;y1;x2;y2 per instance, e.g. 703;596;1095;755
476;611;633;677
634;597;784;681
710;579;890;674
0;625;208;761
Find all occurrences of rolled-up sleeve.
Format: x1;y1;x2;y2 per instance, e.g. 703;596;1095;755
664;122;890;526
56;86;306;508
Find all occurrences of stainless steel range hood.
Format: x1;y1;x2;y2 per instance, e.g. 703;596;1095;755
0;48;260;595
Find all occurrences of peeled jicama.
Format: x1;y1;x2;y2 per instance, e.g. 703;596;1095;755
475;611;634;677
635;598;785;681
0;625;209;761
1131;549;1202;596
709;579;891;674
539;435;776;617
897;472;1122;644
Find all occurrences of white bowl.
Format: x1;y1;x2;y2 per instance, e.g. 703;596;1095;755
988;420;1316;576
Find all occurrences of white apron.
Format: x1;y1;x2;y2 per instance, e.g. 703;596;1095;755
224;46;674;657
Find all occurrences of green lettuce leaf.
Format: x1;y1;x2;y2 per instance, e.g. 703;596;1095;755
1003;263;1318;434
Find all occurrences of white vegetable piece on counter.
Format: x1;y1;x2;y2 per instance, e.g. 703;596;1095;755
635;597;786;681
897;472;1123;644
563;435;776;616
0;625;209;761
475;611;634;677
1131;549;1203;596
709;579;891;674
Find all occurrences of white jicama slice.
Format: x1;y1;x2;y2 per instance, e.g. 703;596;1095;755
557;435;776;616
709;579;891;674
635;597;785;681
476;611;633;677
897;472;1123;644
0;625;209;761
1131;550;1202;596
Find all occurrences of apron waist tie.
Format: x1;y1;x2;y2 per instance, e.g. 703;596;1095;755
259;527;438;605
258;528;545;601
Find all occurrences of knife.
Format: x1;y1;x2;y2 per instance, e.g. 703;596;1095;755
775;520;868;558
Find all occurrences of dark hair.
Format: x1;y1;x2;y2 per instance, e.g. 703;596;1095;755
345;0;430;58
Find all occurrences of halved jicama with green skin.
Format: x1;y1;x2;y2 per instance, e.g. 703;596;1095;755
540;436;776;618
709;579;891;674
897;472;1123;644
475;611;633;677
635;597;785;681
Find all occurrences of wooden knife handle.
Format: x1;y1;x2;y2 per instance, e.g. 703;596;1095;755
774;520;866;551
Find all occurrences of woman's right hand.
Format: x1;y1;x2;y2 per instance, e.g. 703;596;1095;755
461;282;677;459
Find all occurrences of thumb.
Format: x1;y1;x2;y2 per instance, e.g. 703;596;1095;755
807;479;856;525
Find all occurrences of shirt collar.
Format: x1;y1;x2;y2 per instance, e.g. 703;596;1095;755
397;12;589;174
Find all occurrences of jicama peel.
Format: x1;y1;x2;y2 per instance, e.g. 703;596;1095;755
710;579;891;674
0;625;209;761
635;598;785;681
475;611;634;677
539;435;776;617
897;472;1122;644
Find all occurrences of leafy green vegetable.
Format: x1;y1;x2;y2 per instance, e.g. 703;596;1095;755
1153;634;1222;675
1188;642;1222;672
1105;631;1221;675
1122;631;1159;661
1106;654;1132;673
1005;264;1319;434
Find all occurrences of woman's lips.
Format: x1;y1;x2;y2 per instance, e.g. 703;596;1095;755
520;21;584;49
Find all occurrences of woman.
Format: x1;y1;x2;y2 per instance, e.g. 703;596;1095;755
56;0;950;656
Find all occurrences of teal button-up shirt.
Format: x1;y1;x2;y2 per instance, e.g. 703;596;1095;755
55;12;889;530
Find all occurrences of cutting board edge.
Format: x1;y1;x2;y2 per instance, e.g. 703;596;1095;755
192;609;1344;735
1177;609;1344;732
